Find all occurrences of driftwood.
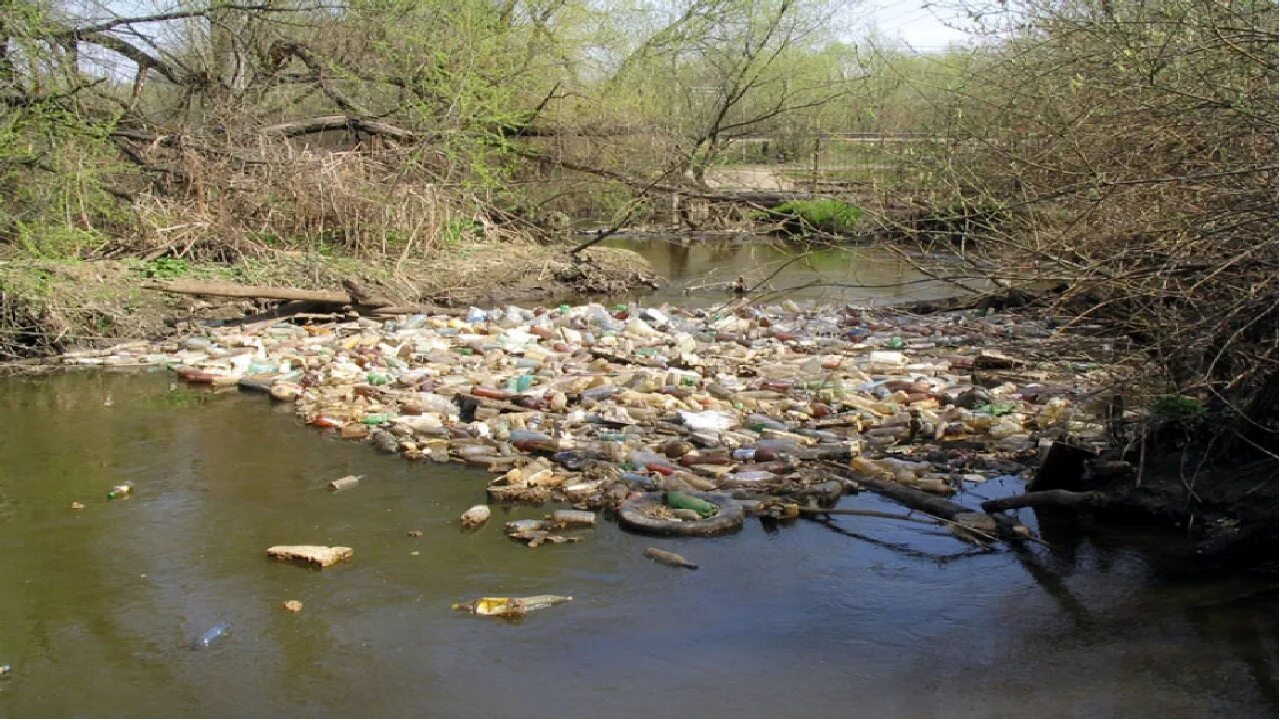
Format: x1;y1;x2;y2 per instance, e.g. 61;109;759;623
341;279;391;306
259;115;418;140
1030;440;1096;492
981;489;1108;513
142;279;484;318
372;305;469;317
144;279;374;305
821;461;1026;541
796;506;940;525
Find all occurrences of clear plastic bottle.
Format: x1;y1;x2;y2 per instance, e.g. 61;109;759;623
106;482;134;500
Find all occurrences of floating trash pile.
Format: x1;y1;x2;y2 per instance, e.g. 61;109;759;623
62;300;1118;536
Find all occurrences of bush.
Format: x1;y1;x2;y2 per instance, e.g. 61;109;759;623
770;199;863;235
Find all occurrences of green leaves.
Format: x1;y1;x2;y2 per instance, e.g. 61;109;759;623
770;199;863;234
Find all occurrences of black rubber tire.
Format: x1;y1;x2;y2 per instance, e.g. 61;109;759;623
617;492;745;537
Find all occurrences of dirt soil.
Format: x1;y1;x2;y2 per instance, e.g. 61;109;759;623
0;242;656;363
1095;453;1277;570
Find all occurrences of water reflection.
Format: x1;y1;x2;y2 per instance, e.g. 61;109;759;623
595;234;981;308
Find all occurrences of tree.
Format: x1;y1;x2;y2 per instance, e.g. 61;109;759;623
603;0;851;184
907;0;1278;453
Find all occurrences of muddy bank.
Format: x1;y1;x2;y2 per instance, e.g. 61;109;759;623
0;244;655;363
1032;442;1278;571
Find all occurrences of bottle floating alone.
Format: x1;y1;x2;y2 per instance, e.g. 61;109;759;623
451;595;572;618
191;622;231;650
106;482;134;500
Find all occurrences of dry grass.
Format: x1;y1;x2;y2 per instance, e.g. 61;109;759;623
118;142;526;264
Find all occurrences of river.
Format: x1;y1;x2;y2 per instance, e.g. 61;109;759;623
0;238;1275;716
594;234;983;307
0;370;1273;717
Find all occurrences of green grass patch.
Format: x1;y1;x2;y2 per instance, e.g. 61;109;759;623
770;199;863;234
12;222;105;260
1151;394;1207;425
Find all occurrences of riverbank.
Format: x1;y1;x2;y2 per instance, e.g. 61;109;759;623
0;243;656;363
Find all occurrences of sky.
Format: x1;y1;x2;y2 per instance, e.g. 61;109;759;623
841;0;979;51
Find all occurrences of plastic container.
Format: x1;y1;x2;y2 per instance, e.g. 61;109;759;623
106;482;134;500
191;622;231;650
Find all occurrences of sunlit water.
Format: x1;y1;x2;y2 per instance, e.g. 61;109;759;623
0;371;1274;717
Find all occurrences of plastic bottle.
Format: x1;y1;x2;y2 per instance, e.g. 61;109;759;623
509;429;560;453
621;471;659;490
471;386;512;400
680;450;732;466
664;491;718;518
581;386;622;401
106;482;134;500
745;413;788;432
727;470;775;483
551;509;596;526
755;437;800;454
191;622;231;650
628;449;675;475
452;595;572;617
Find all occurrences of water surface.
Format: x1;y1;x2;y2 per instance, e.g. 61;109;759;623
0;372;1274;717
597;234;982;307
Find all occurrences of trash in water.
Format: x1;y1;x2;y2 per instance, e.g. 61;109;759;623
664;491;719;519
106;482;133;500
266;545;353;568
451;595;572;618
95;297;1124;545
327;474;362;491
282;600;303;613
460;504;491;528
551;509;597;526
644;547;698;570
503;518;584;548
191;622;231;650
71;501;85;510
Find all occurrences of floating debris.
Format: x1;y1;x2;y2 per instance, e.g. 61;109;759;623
451;595;573;618
77;300;1121;543
644;547;698;570
327;474;362;491
106;482;133;500
503;518;585;548
460;505;491;528
266;545;353;568
191;622;231;650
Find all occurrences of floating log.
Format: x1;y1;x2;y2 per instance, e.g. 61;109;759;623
822;461;1025;541
143;279;478;316
795;506;940;525
981;489;1108;513
144;279;371;306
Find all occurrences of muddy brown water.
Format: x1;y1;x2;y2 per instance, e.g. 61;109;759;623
590;234;989;308
0;371;1275;717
